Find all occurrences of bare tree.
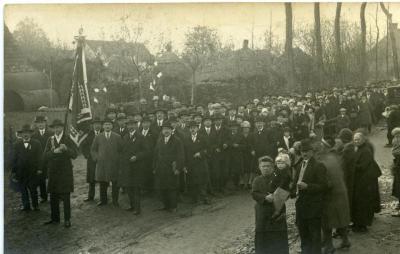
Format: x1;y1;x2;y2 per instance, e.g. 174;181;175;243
360;3;367;86
314;3;324;87
285;3;296;91
334;3;344;86
380;3;400;80
375;3;380;80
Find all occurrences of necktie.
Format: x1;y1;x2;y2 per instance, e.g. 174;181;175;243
40;130;44;136
164;138;168;144
158;121;162;127
206;128;210;135
192;136;196;142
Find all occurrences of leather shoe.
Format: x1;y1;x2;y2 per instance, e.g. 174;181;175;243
64;221;71;228
43;220;60;225
97;202;106;207
125;207;135;212
20;207;31;212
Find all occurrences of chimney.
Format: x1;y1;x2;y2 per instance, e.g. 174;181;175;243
242;39;249;49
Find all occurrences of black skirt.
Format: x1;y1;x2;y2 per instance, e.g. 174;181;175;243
255;230;289;254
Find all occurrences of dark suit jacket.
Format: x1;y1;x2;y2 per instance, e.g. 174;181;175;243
153;135;184;190
183;134;209;185
43;134;78;193
119;132;148;187
277;136;295;151
31;128;53;173
12;139;42;186
293;156;328;220
80;130;101;183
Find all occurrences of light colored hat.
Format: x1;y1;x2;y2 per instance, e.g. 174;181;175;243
241;121;251;128
261;108;268;113
282;100;288;105
340;108;347;112
275;153;291;167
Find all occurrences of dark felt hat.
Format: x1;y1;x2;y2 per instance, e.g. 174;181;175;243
49;119;64;128
161;121;173;129
102;118;114;125
142;116;151;123
300;139;313;152
34;115;47;123
188;120;199;128
154;108;167;115
126;119;138;125
91;116;103;124
212;114;224;120
18;124;35;133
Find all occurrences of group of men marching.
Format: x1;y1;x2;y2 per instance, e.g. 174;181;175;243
9;85;392;234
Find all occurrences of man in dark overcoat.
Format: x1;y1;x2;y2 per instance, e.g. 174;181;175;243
119;119;148;214
212;114;230;193
32;115;53;203
252;116;276;161
352;132;382;232
141;116;157;192
153;121;184;212
80;117;102;202
225;122;245;190
43;119;78;228
11;124;43;211
293;139;328;254
91;118;122;206
183;121;210;204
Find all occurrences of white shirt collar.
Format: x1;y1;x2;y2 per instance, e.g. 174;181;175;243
55;132;63;142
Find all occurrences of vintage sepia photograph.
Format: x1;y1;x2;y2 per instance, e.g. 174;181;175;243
3;1;400;253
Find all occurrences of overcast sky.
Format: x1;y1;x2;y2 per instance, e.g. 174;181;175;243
5;3;400;54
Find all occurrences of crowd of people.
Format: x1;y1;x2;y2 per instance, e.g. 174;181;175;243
9;85;400;254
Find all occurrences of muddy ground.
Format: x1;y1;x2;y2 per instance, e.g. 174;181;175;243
4;126;400;254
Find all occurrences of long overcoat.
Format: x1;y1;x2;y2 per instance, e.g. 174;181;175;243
31;128;53;177
12;139;42;187
183;134;209;186
119;132;148;188
352;142;381;226
317;151;351;229
80;130;99;183
91;132;122;182
153;135;184;190
43;134;77;193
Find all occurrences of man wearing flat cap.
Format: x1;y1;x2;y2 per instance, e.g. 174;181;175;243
293;139;328;254
80;117;103;202
43;119;78;228
11;124;43;211
32;115;53;203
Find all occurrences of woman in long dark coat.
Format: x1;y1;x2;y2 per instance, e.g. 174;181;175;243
352;132;382;232
252;156;290;254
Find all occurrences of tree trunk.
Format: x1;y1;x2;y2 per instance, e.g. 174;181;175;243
360;3;368;86
285;3;296;91
375;3;380;81
314;3;324;88
191;70;195;105
380;3;400;80
335;3;344;86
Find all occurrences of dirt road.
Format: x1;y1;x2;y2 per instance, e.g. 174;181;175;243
4;127;400;254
